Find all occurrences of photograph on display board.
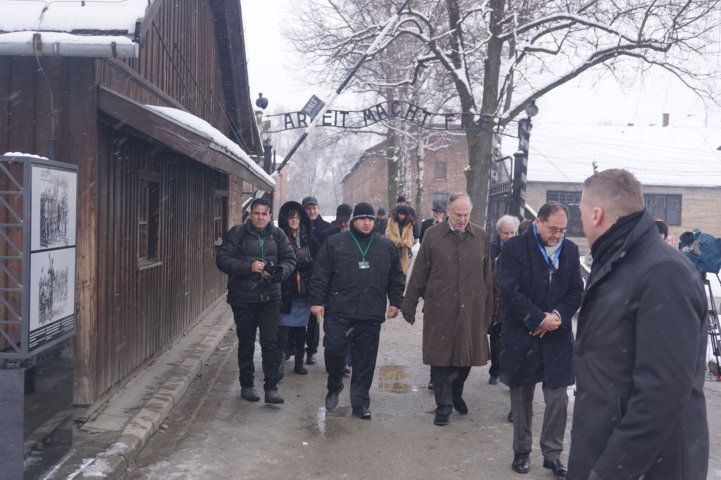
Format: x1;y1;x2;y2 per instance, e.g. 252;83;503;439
29;248;76;332
31;166;77;251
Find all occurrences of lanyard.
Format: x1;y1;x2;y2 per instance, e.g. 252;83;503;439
348;231;374;260
532;223;563;268
255;230;266;261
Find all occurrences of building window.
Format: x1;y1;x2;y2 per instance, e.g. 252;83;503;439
546;190;583;237
138;172;160;266
431;192;449;209
434;161;447;181
214;191;228;245
644;194;681;226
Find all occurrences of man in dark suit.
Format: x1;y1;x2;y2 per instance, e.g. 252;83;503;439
419;202;445;243
499;202;583;477
567;169;708;480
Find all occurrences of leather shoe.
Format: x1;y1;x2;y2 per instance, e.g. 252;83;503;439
264;390;284;404
240;387;260;402
543;459;567;478
512;453;530;474
488;375;499;385
433;412;450;426
352;406;371;419
453;397;468;415
325;386;342;411
306;354;317;365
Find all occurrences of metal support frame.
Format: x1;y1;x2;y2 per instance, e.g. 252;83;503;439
0;155;78;360
0;157;27;358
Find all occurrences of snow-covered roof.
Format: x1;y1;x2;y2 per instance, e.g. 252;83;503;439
0;31;138;57
503;123;721;188
145;106;275;187
0;0;151;34
0;0;151;57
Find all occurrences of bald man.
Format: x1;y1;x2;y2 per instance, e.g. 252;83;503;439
568;168;708;480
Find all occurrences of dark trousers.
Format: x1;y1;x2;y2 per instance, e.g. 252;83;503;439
305;312;320;355
231;302;281;392
488;322;502;377
510;383;568;460
323;316;381;409
278;325;306;360
430;365;471;415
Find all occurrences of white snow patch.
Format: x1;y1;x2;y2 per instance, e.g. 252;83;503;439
0;31;134;46
73;458;111;478
103;442;129;456
145;105;275;186
3;151;49;160
0;0;152;34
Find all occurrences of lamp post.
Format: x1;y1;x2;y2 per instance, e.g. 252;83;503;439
510;101;538;219
255;93;273;174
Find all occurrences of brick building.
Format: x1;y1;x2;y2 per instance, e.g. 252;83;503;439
342;134;469;220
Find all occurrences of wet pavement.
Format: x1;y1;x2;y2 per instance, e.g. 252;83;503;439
113;306;721;480
37;280;721;480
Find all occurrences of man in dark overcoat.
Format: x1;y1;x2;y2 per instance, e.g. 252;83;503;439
310;202;405;420
301;195;332;365
567;169;708;480
216;197;296;405
401;192;494;426
499;201;583;477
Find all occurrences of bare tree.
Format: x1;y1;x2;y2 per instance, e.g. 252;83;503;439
287;0;721;225
286;0;461;215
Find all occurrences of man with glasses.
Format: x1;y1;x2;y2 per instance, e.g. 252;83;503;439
499;201;583;477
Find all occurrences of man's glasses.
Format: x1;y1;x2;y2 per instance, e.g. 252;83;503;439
543;223;567;235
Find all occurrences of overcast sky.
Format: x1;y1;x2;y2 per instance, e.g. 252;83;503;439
241;1;720;130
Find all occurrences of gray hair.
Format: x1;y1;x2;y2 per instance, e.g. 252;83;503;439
496;215;520;233
448;192;472;207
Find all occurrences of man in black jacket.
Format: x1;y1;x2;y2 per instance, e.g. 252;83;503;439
216;198;296;405
373;207;388;235
302;195;331;365
317;203;352;245
418;202;445;243
310;202;405;419
567;169;708;480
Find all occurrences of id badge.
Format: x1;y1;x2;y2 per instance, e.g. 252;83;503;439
358;260;370;269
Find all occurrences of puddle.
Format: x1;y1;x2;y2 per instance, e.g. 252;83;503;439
377;365;411;393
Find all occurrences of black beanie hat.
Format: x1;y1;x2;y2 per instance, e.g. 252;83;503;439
352;202;375;221
335;203;353;223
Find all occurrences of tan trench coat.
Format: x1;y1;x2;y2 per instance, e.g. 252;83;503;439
385;217;414;274
401;221;494;367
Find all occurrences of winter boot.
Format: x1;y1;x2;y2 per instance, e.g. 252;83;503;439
294;357;308;375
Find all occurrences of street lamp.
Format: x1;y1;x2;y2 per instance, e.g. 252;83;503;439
510;101;538;219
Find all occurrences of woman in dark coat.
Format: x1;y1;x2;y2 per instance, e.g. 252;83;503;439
277;201;319;376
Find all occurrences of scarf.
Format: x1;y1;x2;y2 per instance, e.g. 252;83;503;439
590;210;644;274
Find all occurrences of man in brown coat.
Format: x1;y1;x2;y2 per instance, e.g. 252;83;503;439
401;192;494;426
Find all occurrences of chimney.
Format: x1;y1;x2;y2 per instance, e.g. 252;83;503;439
662;113;670;127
